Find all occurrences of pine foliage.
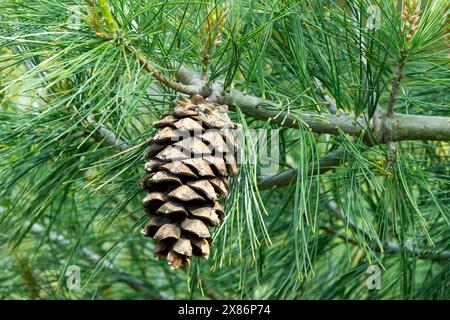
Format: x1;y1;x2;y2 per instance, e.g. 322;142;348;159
0;0;448;299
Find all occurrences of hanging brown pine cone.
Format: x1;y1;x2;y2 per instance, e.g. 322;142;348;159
140;95;239;269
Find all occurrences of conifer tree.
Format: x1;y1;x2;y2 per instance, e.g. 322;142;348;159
0;0;448;299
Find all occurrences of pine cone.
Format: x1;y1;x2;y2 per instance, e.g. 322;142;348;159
140;95;239;269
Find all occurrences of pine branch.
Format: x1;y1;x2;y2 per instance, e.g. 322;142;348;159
85;114;129;151
386;50;408;118
94;32;202;96
321;225;449;263
90;4;450;143
260;161;450;262
78;53;449;192
385;48;408;166
324;200;450;262
258;148;344;190
177;68;450;143
82;58;449;190
314;77;338;114
30;223;172;300
197;78;450;142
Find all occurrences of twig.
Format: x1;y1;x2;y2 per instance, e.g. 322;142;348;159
387;141;396;168
129;44;202;95
385;49;408;166
314;77;338;114
320;223;449;263
258;147;345;190
95;34;202;96
85;114;129;151
323;200;450;262
200;49;210;83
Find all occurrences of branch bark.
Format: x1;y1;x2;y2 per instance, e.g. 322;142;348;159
257;109;450;189
217;86;450;142
85;114;129;151
258;148;344;190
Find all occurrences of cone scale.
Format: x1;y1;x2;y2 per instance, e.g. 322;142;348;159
140;95;239;269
